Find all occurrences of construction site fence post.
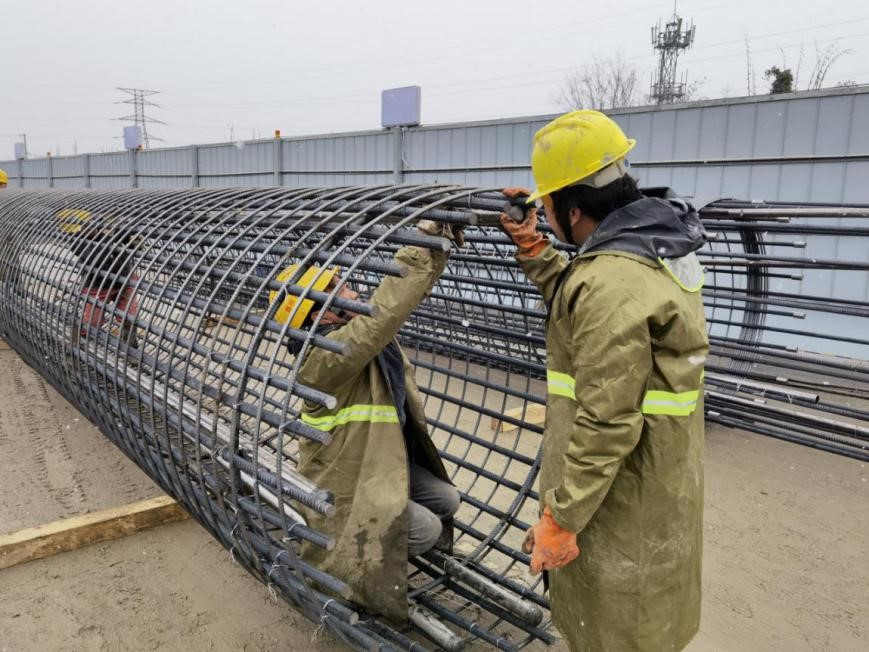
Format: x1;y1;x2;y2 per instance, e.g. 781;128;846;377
191;145;200;188
129;149;137;188
273;136;282;186
83;153;92;189
392;126;404;184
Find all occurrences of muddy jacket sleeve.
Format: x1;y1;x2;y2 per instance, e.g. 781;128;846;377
544;265;653;533
516;243;568;306
298;246;447;393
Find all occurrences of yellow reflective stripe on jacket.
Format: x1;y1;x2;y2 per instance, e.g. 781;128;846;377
547;370;576;400
301;404;400;431
642;389;700;416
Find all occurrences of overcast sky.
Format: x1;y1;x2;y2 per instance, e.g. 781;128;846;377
2;0;868;157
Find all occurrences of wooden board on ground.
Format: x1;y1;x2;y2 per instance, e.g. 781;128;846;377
0;495;188;570
490;403;546;432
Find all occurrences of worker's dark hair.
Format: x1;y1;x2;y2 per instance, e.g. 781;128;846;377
551;174;642;226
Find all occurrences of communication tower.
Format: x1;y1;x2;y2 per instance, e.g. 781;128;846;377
650;7;696;104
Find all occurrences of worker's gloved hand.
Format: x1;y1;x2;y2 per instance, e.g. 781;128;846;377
499;188;546;259
523;506;579;575
417;219;466;248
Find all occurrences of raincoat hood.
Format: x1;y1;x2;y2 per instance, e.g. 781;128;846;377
578;188;706;261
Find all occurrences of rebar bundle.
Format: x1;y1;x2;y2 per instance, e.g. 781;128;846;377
0;186;866;650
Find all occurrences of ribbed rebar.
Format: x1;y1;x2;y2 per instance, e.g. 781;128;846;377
0;186;866;650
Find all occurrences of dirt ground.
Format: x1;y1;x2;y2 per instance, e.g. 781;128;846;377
0;345;866;651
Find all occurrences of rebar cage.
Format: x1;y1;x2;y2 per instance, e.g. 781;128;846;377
0;186;866;651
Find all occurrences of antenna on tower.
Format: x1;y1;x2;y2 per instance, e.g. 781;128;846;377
115;87;166;148
649;4;696;104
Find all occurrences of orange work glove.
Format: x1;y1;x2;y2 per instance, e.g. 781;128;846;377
500;187;547;259
522;506;579;575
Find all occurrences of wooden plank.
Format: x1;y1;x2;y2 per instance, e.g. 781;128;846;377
202;315;241;330
490;403;547;433
0;495;188;570
0;338;11;350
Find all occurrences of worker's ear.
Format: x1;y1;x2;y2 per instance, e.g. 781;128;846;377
568;206;584;228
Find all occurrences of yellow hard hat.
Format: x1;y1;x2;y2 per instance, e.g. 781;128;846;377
56;208;91;235
0;169;8;185
270;263;340;329
527;110;636;203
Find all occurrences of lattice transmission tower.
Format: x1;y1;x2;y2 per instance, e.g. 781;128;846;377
650;6;696;104
115;87;166;148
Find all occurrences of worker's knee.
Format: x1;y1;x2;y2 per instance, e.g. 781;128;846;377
410;464;461;520
407;501;443;557
439;484;460;519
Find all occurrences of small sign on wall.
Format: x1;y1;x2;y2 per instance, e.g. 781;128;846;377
381;86;421;128
123;126;142;150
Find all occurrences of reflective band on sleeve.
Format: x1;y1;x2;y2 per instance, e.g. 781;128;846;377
642;389;700;416
300;404;400;431
547;370;576;400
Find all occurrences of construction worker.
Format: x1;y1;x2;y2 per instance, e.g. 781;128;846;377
499;110;708;651
57;209;140;351
276;221;462;622
0;170;8;291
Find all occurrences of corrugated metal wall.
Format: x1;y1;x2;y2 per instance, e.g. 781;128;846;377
2;86;867;354
4;86;867;200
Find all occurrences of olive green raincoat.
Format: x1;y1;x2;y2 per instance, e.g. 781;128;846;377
297;246;451;623
519;193;709;651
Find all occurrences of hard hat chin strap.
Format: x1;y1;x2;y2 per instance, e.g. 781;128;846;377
554;210;576;247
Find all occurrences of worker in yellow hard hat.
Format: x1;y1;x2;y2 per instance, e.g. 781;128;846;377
274;220;463;623
269;263;342;329
0;170;9;290
57;208;141;353
498;110;709;652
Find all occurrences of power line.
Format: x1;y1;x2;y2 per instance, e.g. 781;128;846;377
160;23;868;116
421;30;869;98
168;0;751;93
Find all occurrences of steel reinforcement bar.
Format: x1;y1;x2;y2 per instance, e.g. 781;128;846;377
0;186;866;650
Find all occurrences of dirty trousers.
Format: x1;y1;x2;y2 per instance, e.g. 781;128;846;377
407;463;460;557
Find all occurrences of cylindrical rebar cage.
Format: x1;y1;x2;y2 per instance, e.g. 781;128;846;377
0;186;866;650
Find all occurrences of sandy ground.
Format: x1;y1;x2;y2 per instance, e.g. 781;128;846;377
0;345;867;651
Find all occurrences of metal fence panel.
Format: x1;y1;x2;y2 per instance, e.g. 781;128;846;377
672;107;703;159
20;158;50;188
754;101;788;157
2;87;868;349
844;161;869;202
783;97;820;156
3;86;866;200
138;147;193;188
197;141;272;187
724;103;757;158
648;109;677;160
50;155;86;188
816;94;853;157
697;105;729;159
89;151;130;189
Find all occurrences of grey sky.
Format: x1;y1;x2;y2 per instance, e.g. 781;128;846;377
3;0;868;156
